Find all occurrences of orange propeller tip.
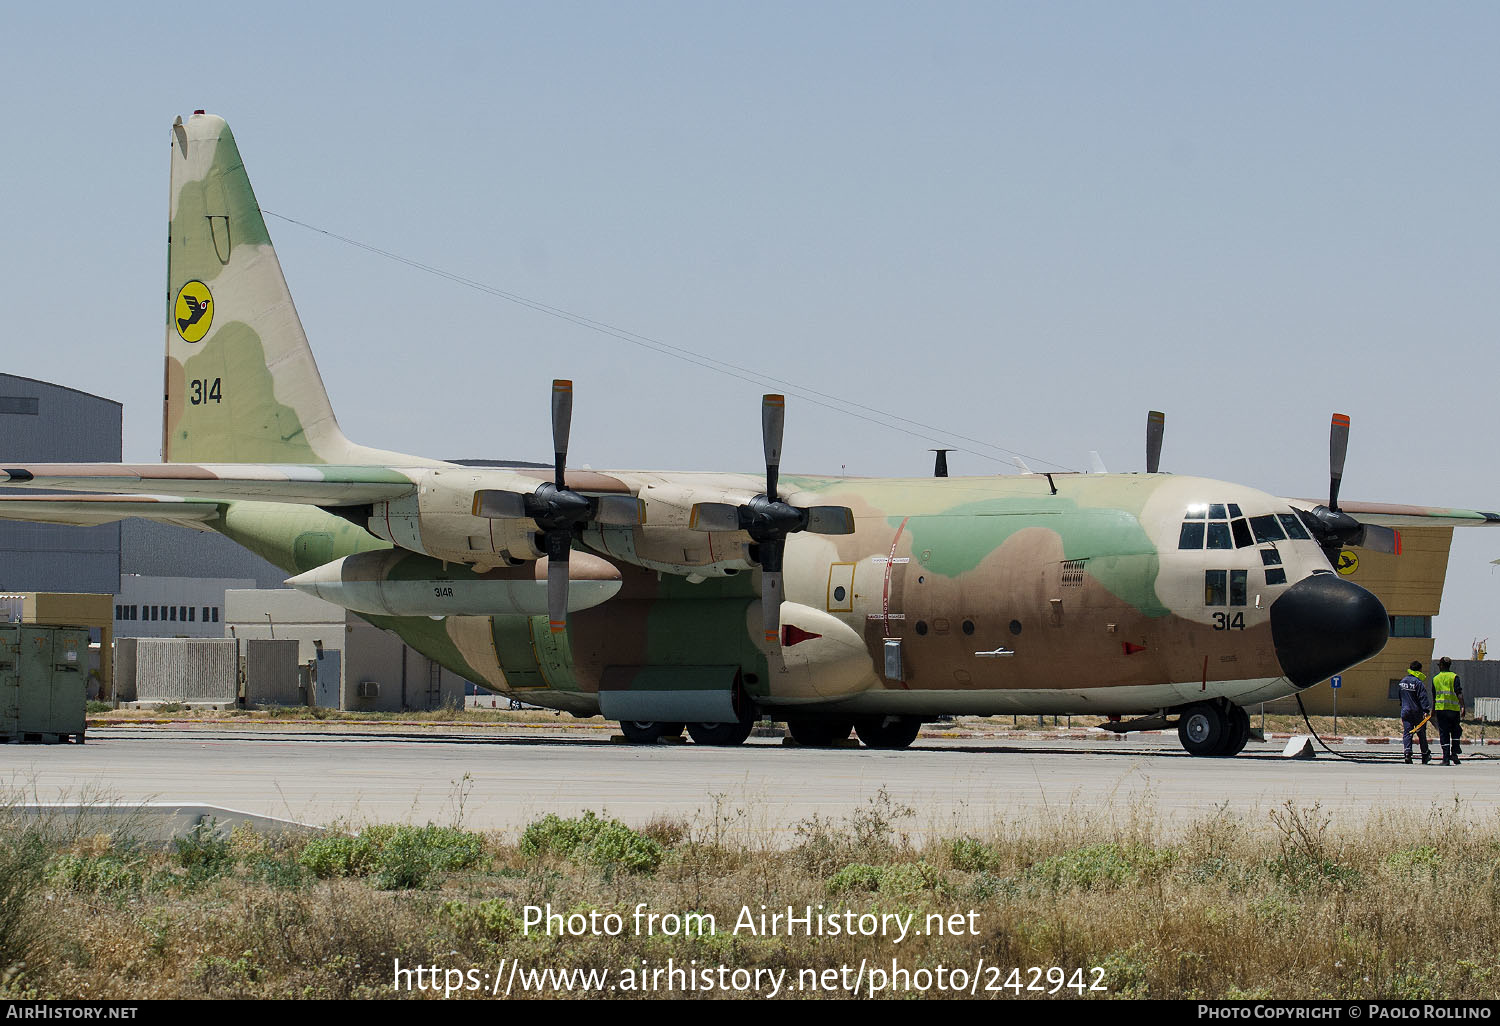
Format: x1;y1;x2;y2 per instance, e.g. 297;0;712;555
553;379;573;390
764;394;784;405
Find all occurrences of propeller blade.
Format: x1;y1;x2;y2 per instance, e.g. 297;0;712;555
762;394;784;500
930;449;950;478
472;489;528;519
590;494;645;526
1355;523;1402;555
1329;412;1350;511
1088;451;1107;475
688;502;743;532
1146;410;1165;474
804;505;856;535
762;570;783;646
552;379;573;489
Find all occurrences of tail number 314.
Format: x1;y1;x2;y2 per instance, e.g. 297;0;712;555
189;378;223;405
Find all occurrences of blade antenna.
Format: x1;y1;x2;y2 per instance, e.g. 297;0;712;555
1146;411;1165;474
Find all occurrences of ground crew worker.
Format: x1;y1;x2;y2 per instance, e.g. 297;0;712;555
1397;660;1432;765
1431;656;1465;766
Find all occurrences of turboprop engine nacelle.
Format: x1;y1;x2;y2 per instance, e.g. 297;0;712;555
286;549;622;617
367;469;545;566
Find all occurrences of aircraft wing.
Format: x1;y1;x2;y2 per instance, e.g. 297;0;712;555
0;464;423;506
1282;497;1500;528
0;494;221;530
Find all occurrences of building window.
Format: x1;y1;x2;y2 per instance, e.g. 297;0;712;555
0;396;39;415
1389;616;1432;638
115;605;123;620
211;608;219;623
202;606;210;622
188;607;196;622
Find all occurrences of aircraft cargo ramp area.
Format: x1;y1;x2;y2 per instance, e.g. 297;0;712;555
2;722;1491;840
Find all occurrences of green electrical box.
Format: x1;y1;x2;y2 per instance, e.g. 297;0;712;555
0;624;88;744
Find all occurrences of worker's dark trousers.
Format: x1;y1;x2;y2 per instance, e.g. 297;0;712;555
1435;710;1462;762
1402;715;1431;760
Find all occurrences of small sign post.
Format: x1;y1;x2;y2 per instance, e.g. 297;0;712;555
1330;675;1342;735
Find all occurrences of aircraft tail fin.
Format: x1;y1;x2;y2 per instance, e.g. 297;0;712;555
163;112;425;466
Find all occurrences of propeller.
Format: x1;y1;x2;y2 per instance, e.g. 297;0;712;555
1146;411;1165;474
1301;413;1400;562
472;379;643;634
689;394;855;647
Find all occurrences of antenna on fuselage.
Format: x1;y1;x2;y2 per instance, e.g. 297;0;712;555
1146;410;1165;473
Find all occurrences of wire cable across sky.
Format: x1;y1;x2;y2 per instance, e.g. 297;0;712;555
263;209;1080;474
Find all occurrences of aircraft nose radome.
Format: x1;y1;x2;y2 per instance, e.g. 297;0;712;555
1270;574;1388;688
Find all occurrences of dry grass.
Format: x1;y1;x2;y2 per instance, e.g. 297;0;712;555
2;792;1498;1000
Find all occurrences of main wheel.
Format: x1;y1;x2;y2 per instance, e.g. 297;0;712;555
786;718;854;747
854;715;922;750
619;720;676;743
686;719;754;746
1218;704;1250;757
1177;702;1229;757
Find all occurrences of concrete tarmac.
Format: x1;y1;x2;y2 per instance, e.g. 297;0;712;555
0;726;1491;840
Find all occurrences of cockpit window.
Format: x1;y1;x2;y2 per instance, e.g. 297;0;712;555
1206;522;1232;549
1250;515;1285;543
1179;522;1205;549
1278;513;1311;540
1209;504;1227;519
1185;504;1207;519
1204;570;1226;606
1231;518;1253;548
1230;570;1248;606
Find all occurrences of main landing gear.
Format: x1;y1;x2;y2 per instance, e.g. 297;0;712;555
785;715;922;750
1175;700;1251;757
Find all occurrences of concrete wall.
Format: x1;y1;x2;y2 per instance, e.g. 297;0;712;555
134;639;237;707
223;590;468;711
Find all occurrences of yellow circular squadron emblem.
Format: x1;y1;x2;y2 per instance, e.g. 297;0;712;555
1336;550;1359;576
173;281;214;343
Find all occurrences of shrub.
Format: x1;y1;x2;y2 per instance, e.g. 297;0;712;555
297;824;488;889
174;821;235;880
518;812;664;876
1025;843;1174;892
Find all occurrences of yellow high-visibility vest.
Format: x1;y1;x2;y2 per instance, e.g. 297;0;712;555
1433;671;1461;713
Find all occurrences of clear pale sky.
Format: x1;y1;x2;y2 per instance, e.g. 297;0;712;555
3;3;1498;656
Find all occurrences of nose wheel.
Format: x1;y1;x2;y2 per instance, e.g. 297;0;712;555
1176;701;1250;757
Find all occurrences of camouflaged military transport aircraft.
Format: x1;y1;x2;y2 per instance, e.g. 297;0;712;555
4;112;1498;756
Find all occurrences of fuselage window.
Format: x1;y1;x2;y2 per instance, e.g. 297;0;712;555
1229;570;1248;606
1278;513;1311;540
1260;548;1282;565
1206;522;1232;549
1179;522;1205;549
1204;570;1227;606
1265;568;1287;585
1250;515;1286;544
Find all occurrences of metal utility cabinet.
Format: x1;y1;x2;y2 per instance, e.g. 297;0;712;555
0;624;89;743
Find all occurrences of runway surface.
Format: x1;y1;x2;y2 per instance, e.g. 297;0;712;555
1;726;1491;840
